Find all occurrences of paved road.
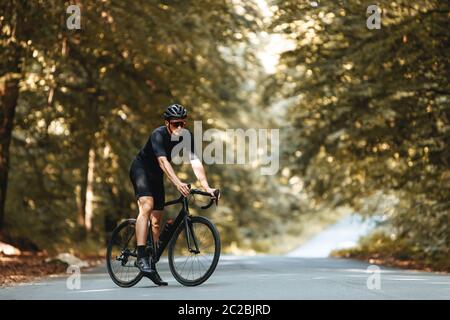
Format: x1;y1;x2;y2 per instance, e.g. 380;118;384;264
1;255;449;299
287;215;377;258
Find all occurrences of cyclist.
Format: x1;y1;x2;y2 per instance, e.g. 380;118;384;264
129;104;217;286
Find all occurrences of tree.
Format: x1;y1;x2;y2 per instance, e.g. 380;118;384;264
3;0;287;252
266;0;449;265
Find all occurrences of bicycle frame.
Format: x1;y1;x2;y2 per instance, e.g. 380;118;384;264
147;195;200;263
108;187;220;287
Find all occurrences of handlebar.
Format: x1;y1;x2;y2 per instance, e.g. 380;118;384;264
187;184;220;209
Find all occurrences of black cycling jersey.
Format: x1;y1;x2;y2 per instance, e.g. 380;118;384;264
136;125;196;175
130;126;197;207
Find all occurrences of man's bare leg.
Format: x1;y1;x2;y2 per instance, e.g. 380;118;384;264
150;210;164;246
135;197;167;285
136;196;154;246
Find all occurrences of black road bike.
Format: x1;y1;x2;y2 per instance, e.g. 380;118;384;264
106;187;221;287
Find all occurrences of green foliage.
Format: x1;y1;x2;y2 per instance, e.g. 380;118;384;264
2;0;448;266
332;229;450;271
2;0;280;251
267;0;449;266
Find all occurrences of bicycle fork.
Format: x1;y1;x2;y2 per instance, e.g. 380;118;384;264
182;197;201;254
184;216;201;254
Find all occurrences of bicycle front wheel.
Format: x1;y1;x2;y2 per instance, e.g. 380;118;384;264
168;216;220;286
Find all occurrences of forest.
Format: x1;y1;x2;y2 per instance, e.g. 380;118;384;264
1;0;448;270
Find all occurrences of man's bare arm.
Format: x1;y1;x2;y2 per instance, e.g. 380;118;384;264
190;158;217;197
157;156;190;196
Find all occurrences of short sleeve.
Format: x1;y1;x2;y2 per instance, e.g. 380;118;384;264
151;130;167;158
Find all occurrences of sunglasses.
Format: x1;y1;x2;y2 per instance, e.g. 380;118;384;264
169;120;187;128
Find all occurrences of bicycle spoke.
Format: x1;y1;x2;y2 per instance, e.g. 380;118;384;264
197;227;209;244
195;255;203;278
196;254;208;271
185;255;193;280
122;227;135;249
125;260;130;281
199;254;212;265
178;253;191;276
187;258;192;280
107;221;141;285
191;256;196;280
170;219;219;283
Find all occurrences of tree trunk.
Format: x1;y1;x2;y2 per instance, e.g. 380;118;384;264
84;147;96;231
0;0;25;231
75;184;86;227
0;74;20;230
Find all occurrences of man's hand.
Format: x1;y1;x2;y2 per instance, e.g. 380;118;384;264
176;182;191;197
205;187;219;199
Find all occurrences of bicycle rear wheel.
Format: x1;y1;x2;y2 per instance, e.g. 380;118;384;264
168;216;220;286
106;219;143;287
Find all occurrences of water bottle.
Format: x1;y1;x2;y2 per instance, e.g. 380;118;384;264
157;219;174;248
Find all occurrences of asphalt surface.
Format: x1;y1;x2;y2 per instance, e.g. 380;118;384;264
1;255;449;299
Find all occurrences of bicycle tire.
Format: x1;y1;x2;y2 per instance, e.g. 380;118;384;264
168;216;220;286
106;219;143;288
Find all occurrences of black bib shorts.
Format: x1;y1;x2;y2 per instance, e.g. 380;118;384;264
129;158;165;210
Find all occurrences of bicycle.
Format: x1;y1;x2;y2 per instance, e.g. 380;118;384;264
106;186;221;287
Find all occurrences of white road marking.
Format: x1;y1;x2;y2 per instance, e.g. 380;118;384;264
70;288;120;293
388;278;427;281
18;282;50;286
